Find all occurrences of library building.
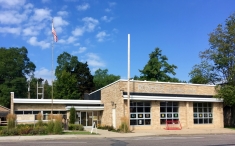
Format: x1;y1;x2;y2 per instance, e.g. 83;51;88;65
11;79;224;130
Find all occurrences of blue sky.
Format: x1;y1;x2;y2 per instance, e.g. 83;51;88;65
0;0;235;84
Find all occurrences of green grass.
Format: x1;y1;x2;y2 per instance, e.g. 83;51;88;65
225;127;235;130
62;131;99;135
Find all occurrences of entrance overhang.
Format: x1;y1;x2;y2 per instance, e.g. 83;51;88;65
65;106;104;111
123;95;223;102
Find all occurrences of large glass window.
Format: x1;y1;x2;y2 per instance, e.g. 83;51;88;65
130;101;151;125
193;102;213;124
160;101;179;124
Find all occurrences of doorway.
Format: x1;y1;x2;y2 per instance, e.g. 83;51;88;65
76;111;100;127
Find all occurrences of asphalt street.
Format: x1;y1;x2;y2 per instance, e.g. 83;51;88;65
1;134;235;146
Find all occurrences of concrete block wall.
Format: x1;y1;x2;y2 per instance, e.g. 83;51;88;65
101;80;223;130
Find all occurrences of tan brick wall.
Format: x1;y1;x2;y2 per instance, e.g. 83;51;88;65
101;82;125;128
119;80;216;95
14;104;66;111
101;80;223;130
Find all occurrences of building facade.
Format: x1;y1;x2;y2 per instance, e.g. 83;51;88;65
11;79;224;130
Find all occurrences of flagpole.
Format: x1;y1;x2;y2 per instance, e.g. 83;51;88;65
127;34;130;128
51;18;54;117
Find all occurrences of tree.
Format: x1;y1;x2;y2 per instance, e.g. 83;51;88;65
69;107;76;124
93;69;120;89
72;62;95;99
139;48;178;82
189;13;235;126
54;70;80;99
0;47;36;107
54;52;94;99
44;80;51;99
189;61;219;84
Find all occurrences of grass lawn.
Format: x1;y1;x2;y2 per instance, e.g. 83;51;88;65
62;131;99;135
225;127;235;130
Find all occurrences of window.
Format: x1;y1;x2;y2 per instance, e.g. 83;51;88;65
193;102;213;124
130;101;151;125
160;101;179;124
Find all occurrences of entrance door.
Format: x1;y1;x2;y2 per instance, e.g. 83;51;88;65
81;112;86;126
87;111;92;126
112;109;116;128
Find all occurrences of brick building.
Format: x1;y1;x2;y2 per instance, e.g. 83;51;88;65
11;79;224;130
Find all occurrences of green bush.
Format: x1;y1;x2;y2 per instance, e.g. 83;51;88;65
7;114;16;129
30;126;48;135
68;124;84;131
1;128;19;136
69;107;76;124
53;115;63;134
17;124;34;129
47;120;54;133
18;126;33;135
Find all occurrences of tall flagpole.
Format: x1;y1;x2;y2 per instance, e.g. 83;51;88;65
127;34;130;127
51;18;54;116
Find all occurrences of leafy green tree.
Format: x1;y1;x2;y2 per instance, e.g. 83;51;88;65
54;52;94;99
93;69;120;89
189;61;219;84
0;47;36;107
72;62;95;99
54;70;80;99
189;13;235;126
69;107;76;124
139;48;178;82
44;80;51;99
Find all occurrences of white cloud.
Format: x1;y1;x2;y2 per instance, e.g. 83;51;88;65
58;36;77;44
109;2;116;7
67;36;77;43
42;0;50;3
34;67;53;85
0;27;21;35
77;3;90;11
96;31;109;42
23;27;39;36
0;10;28;24
113;28;119;33
101;16;113;22
31;8;51;22
54;17;69;27
57;11;68;16
0;0;26;8
85;53;105;71
27;37;50;49
72;27;84;36
82;17;99;32
72;47;87;55
105;8;111;12
74;43;80;46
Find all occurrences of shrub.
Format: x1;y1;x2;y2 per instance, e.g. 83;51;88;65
18;125;33;135
119;116;130;133
68;124;84;131
69;107;76;124
47;120;54;134
6;114;16;129
30;126;48;135
0;128;19;136
53;114;62;134
36;113;43;127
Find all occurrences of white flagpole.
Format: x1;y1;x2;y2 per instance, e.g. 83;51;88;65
127;34;130;128
51;18;54;116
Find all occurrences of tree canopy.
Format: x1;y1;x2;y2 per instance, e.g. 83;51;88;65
138;48;178;82
54;52;94;99
0;47;36;107
93;68;120;89
189;12;235;106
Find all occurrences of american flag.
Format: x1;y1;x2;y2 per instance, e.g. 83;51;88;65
52;20;58;42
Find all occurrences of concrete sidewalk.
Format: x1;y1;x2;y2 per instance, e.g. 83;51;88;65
0;128;235;142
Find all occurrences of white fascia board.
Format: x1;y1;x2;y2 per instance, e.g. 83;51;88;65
65;106;104;111
13;98;102;104
123;95;223;102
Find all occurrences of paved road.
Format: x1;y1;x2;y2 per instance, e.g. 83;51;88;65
1;134;235;146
